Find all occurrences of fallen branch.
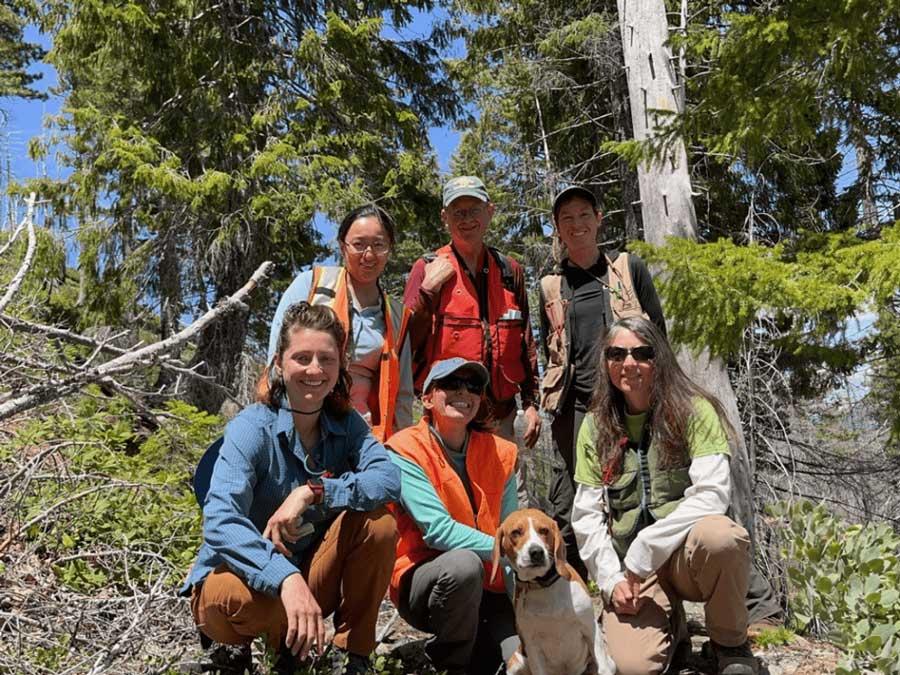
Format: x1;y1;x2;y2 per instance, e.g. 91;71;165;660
0;193;38;315
0;260;275;422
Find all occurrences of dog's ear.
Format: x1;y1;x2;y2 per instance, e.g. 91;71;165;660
490;523;506;585
551;519;568;577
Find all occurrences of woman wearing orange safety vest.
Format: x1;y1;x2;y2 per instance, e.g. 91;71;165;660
385;358;519;675
264;204;413;442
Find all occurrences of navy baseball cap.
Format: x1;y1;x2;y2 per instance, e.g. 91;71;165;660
552;185;599;220
423;358;489;393
443;176;490;207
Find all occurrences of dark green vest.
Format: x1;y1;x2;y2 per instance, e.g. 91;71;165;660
607;435;692;558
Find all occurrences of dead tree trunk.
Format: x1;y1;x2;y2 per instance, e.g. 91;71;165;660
617;0;781;620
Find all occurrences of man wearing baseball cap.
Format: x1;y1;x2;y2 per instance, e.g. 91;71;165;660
540;184;665;579
385;357;519;675
403;176;541;507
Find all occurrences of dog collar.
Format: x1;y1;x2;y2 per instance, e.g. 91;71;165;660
516;567;561;589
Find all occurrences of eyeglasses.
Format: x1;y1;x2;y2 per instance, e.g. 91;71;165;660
605;346;655;363
447;205;486;221
344;240;390;256
433;376;485;394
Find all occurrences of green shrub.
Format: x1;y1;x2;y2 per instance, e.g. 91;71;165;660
1;390;223;592
771;500;900;674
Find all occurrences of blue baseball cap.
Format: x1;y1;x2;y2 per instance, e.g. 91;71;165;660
423;358;489;393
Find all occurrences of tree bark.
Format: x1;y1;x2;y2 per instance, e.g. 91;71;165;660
617;0;780;621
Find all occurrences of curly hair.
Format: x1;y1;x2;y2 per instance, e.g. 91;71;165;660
588;316;734;483
263;301;352;417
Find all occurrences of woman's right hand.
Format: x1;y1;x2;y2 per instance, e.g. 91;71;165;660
263;485;316;556
611;578;642;615
422;255;455;293
280;573;325;659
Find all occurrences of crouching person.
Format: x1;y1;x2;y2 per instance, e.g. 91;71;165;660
385;358;520;675
572;317;759;675
182;302;400;675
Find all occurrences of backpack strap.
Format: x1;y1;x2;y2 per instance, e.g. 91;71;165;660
487;246;515;292
605;252;646;321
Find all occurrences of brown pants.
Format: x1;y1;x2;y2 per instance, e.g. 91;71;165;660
603;515;750;675
191;506;397;656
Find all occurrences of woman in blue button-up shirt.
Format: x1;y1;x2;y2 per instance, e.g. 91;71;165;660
184;302;401;674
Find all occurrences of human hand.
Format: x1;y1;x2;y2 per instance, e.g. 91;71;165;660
522;405;541;448
280;573;325;660
421;255;455;293
610;579;640;615
263;485;316;557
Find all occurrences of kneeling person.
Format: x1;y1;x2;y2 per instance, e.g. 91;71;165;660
573;317;759;675
386;358;519;675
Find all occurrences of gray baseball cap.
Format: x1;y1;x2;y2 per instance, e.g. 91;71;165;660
552;185;599;220
423;357;489;393
443;176;490;207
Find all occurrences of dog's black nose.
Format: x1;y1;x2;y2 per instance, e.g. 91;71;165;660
528;545;545;565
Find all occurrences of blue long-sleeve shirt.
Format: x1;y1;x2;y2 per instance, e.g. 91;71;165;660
182;403;400;597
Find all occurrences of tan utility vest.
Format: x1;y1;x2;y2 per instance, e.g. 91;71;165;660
539;252;647;414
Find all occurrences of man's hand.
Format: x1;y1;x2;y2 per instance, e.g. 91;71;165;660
611;568;646;615
522;405;541;448
280;573;325;660
263;485;316;557
421;255;455;294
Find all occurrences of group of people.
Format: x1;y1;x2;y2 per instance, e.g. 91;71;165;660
182;176;765;675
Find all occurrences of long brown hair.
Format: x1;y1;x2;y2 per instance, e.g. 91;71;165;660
262;302;352;417
588;316;734;482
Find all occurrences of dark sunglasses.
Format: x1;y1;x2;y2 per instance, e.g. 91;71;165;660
605;345;656;363
433;376;485;394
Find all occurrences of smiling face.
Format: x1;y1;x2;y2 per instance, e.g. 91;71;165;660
555;195;601;255
276;328;341;413
606;328;655;413
422;375;482;429
441;196;494;250
340;215;391;287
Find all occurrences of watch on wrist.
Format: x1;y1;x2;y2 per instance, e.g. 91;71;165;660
306;477;325;505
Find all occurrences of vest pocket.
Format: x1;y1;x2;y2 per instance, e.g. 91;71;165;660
606;469;640;511
436;315;483;361
495;319;525;385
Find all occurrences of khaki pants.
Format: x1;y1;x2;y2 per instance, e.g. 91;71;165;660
603;515;750;675
191;507;397;656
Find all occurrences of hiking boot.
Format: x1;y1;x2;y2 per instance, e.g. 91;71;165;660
711;640;759;675
331;648;372;675
186;643;252;674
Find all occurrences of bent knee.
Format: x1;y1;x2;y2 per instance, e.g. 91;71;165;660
689;515;750;560
345;506;398;548
436;549;484;592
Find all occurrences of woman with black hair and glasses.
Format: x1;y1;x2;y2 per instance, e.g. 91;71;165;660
185;302;400;675
572;316;759;675
264;204;414;442
384;358;520;675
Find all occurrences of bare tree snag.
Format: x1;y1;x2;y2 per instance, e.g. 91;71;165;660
0;260;275;422
0;192;37;315
616;0;754;537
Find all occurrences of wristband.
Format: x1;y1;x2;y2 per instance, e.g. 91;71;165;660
306;478;325;505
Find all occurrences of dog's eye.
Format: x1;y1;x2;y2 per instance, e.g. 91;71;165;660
511;528;523;538
538;527;550;536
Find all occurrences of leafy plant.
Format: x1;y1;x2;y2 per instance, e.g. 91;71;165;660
771;500;900;673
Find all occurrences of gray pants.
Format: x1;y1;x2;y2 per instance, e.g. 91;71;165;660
398;549;519;675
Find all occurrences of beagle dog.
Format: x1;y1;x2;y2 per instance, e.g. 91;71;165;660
492;509;615;675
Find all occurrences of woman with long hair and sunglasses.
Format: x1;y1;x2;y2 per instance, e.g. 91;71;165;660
184;302;400;675
572;317;759;675
385;358;520;675
264;204;413;442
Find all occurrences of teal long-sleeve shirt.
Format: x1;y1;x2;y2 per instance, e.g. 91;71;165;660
389;452;518;560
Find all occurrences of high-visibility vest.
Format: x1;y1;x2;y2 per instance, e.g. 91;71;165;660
308;266;410;442
386;419;516;605
421;245;526;402
539;252;647;414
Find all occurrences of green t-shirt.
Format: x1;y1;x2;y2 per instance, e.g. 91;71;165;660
574;397;730;488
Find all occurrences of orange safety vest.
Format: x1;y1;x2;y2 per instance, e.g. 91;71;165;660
422;245;526;402
308;266;410;443
386;419;516;605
